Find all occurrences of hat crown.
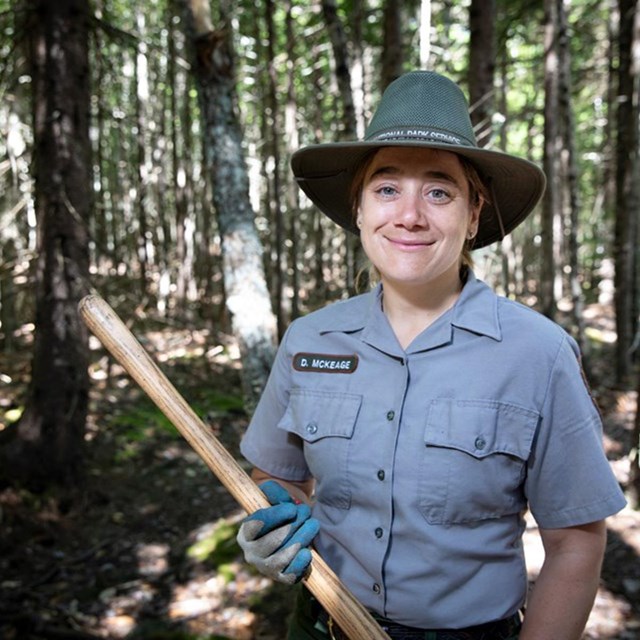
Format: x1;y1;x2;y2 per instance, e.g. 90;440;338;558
365;71;477;148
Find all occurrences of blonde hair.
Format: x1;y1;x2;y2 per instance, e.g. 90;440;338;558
349;149;490;287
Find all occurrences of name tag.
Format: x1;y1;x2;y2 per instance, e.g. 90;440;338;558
293;352;359;374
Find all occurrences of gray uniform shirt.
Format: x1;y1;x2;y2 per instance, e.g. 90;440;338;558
240;272;626;628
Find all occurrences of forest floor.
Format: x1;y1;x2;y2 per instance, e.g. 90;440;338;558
0;303;639;640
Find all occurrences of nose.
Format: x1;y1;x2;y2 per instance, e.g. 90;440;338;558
395;189;427;229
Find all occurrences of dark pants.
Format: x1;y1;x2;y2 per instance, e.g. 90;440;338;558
286;587;521;640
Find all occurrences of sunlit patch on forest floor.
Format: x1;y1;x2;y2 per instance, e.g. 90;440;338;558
1;308;640;640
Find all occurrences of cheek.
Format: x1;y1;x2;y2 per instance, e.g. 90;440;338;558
358;202;385;233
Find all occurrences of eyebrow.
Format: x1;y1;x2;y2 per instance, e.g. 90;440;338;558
368;166;462;188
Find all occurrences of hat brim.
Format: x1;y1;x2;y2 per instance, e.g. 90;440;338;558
291;141;546;249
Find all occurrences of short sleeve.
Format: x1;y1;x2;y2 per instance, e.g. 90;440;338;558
525;335;626;528
239;322;312;482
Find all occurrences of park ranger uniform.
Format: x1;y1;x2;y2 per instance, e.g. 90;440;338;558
240;271;626;632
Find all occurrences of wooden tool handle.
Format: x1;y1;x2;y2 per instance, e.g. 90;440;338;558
79;294;390;640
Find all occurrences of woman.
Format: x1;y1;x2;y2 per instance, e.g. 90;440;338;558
237;71;626;640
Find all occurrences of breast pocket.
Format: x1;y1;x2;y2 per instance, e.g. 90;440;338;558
277;388;362;509
419;399;539;525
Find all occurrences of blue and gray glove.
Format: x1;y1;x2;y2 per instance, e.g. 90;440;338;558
237;480;320;585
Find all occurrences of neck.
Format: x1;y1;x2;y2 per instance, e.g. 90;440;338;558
381;270;465;349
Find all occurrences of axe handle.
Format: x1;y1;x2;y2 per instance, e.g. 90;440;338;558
78;294;390;640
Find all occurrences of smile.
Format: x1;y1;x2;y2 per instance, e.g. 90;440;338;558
385;237;436;249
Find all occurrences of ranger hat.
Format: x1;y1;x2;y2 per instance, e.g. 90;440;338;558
291;70;546;249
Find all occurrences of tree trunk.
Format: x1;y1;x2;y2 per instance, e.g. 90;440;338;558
320;0;357;140
630;372;640;507
320;0;360;295
182;0;277;410
614;0;640;384
557;0;586;354
381;0;404;91
0;0;91;489
264;0;286;339
348;0;367;138
540;0;560;319
285;0;300;321
419;0;432;69
135;13;151;295
496;51;515;295
626;0;640;506
468;0;495;148
169;2;195;310
0;239;17;353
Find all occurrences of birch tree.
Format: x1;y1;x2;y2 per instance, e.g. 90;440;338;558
181;0;277;410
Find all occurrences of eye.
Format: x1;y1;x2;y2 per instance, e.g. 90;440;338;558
427;187;453;203
374;184;399;198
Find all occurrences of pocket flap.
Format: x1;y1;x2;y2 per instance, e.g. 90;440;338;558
277;388;362;442
425;399;538;460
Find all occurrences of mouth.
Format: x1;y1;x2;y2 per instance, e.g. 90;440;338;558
385;237;436;250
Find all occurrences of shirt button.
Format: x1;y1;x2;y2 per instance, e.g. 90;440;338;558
474;436;486;450
377;469;385;481
386;410;395;421
306;422;318;435
375;527;384;538
373;583;381;594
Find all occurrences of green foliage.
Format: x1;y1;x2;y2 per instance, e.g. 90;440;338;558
108;388;243;461
111;399;179;441
0;0;632;377
187;518;241;583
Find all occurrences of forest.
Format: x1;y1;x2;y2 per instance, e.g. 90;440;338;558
0;0;639;638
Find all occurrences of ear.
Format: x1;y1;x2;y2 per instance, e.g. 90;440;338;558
355;206;363;229
469;197;483;234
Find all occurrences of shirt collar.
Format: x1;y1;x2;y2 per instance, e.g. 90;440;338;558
319;284;382;333
316;288;377;334
315;271;502;343
451;271;502;341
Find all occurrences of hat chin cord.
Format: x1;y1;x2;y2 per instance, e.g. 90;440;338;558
488;177;507;241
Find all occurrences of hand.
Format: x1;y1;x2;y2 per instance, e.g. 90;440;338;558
237;480;320;585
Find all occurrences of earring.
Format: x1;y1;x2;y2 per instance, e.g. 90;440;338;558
356;217;363;228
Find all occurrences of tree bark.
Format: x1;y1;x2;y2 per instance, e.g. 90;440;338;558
419;0;432;69
320;0;357;140
182;0;277;410
264;0;286;339
135;13;151;295
320;0;360;295
381;0;404;91
614;0;640;383
541;0;560;319
285;0;300;321
0;0;91;489
557;0;586;354
468;0;495;148
625;0;640;505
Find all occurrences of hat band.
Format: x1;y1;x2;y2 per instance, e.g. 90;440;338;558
368;128;474;147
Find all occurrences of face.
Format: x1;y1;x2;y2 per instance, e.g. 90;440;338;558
357;147;481;294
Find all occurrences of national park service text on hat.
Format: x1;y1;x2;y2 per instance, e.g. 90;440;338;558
291;70;546;249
